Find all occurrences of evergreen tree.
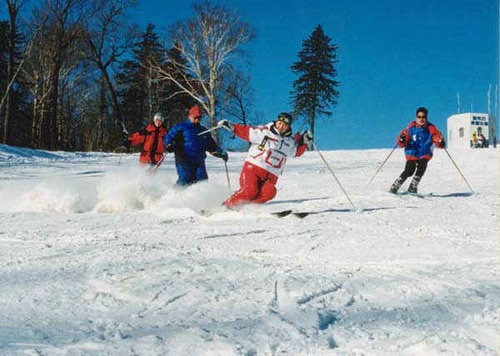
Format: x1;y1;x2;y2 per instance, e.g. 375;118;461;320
290;24;339;138
116;24;191;133
116;24;165;133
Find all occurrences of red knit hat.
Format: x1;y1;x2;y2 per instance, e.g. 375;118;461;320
189;105;202;118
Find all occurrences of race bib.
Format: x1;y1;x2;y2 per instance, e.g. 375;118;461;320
265;149;286;169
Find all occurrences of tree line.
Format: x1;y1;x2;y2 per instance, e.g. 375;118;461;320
0;0;339;152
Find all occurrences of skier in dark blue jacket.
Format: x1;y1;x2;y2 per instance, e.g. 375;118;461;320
163;105;228;186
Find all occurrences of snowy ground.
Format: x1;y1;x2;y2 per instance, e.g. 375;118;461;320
0;143;498;355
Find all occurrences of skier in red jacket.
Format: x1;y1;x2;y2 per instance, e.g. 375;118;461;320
123;112;168;166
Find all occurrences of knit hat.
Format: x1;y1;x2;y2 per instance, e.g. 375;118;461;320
189;105;202;118
153;112;164;122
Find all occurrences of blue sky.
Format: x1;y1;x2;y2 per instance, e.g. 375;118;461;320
132;0;498;149
3;0;496;149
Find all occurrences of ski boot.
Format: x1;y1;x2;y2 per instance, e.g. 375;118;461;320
407;177;421;194
389;178;404;193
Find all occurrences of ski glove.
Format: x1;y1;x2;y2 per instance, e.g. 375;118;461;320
399;133;407;144
212;150;228;162
301;130;314;150
438;138;446;148
164;144;175;153
217;119;234;131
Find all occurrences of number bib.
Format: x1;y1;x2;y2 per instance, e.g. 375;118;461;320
265;149;286;169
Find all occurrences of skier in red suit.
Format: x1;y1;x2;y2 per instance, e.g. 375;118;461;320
123;112;168;166
218;112;312;208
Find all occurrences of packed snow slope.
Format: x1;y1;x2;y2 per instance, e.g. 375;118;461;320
0;143;498;355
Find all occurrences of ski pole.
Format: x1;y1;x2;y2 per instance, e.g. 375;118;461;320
198;125;221;136
149;154;165;173
118;146;126;166
313;142;357;211
443;148;474;193
367;143;398;183
198;124;223;136
198;123;233;136
224;160;232;192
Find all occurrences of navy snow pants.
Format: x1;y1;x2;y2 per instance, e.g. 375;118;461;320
175;162;208;186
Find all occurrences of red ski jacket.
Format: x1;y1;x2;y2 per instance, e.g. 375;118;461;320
129;123;167;164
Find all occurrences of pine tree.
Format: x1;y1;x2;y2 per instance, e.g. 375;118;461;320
116;24;165;133
116;24;191;133
290;24;339;138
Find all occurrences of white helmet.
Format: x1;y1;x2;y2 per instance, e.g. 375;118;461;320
153;112;164;122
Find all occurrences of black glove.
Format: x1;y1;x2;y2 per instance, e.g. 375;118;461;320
217;119;233;131
164;144;175;153
399;133;407;144
212;150;228;162
438;138;446;148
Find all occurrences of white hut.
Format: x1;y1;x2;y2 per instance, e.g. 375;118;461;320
446;113;496;148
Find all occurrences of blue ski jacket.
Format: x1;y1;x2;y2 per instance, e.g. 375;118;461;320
397;121;443;160
163;119;221;164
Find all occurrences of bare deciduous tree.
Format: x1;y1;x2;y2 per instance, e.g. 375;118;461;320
150;0;254;130
1;0;25;144
83;0;136;148
23;35;52;147
220;70;253;126
24;0;86;149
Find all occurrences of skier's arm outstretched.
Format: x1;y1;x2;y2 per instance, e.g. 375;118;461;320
218;120;310;156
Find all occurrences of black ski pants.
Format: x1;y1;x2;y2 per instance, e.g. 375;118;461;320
399;158;429;182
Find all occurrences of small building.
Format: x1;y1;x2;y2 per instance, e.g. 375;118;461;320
446;113;496;148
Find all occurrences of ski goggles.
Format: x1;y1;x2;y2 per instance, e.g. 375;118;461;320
277;114;292;125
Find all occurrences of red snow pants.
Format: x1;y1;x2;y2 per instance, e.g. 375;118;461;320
224;162;278;208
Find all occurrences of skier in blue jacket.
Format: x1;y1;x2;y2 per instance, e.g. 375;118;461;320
390;107;445;194
163;105;228;186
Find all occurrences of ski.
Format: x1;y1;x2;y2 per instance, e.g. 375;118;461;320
199;208;230;217
391;191;429;199
199;209;212;217
292;212;310;218
270;209;293;217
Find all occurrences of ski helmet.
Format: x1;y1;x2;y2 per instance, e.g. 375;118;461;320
276;112;293;125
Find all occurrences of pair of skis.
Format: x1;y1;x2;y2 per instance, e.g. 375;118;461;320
200;208;310;218
270;210;310;218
